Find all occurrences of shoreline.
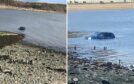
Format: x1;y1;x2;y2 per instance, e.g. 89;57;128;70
0;31;66;53
68;3;134;10
0;42;66;84
21;40;66;54
0;5;65;13
68;50;134;84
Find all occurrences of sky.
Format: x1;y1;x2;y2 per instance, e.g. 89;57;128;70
20;0;66;4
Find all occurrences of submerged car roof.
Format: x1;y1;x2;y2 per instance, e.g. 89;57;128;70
93;32;113;34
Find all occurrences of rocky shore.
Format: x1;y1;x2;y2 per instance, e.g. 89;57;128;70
68;50;134;84
0;42;66;84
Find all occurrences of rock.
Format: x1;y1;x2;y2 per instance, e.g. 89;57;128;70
73;77;78;84
82;67;88;71
28;60;33;65
42;63;45;65
90;65;97;70
101;80;110;84
68;82;75;84
69;70;79;75
113;64;122;69
107;62;112;66
0;55;10;60
73;77;78;82
106;62;112;69
73;65;78;68
132;69;134;72
51;54;54;57
46;67;66;73
0;66;2;72
3;69;12;75
92;72;97;78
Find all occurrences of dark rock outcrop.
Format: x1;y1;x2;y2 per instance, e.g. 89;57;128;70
0;31;24;48
101;80;110;84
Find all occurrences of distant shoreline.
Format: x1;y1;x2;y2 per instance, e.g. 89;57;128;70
68;3;134;10
0;4;65;13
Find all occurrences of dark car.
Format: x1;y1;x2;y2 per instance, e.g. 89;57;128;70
91;32;115;39
18;26;26;31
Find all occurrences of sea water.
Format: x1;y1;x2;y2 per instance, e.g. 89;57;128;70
0;9;66;51
69;9;134;66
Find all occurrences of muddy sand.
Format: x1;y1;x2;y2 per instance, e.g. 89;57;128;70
68;3;134;10
0;42;66;84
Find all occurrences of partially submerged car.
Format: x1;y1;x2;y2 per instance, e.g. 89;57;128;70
86;32;115;40
18;26;26;31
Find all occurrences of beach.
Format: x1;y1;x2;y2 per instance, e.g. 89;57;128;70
68;8;134;84
68;3;134;10
68;47;134;84
0;3;66;83
0;42;66;84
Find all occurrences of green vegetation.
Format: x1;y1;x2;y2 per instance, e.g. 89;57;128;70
0;0;66;13
0;0;15;4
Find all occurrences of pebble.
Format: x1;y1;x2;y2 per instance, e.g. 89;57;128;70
3;69;12;75
82;67;88;71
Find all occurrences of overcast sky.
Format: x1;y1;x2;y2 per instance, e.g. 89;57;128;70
19;0;66;4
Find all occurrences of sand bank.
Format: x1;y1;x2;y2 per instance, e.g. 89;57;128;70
68;3;134;10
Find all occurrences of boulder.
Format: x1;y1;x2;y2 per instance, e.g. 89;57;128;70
101;80;110;84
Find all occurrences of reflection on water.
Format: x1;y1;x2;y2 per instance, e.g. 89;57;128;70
69;9;134;66
0;9;66;51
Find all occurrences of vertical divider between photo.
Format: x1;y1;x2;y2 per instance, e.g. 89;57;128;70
66;0;68;83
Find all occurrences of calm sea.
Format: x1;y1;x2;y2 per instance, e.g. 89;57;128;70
0;9;66;51
69;9;134;66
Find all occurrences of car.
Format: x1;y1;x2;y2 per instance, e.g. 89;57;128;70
18;26;26;31
90;32;115;40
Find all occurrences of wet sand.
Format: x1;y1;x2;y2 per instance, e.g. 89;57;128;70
68;3;134;10
0;42;66;84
